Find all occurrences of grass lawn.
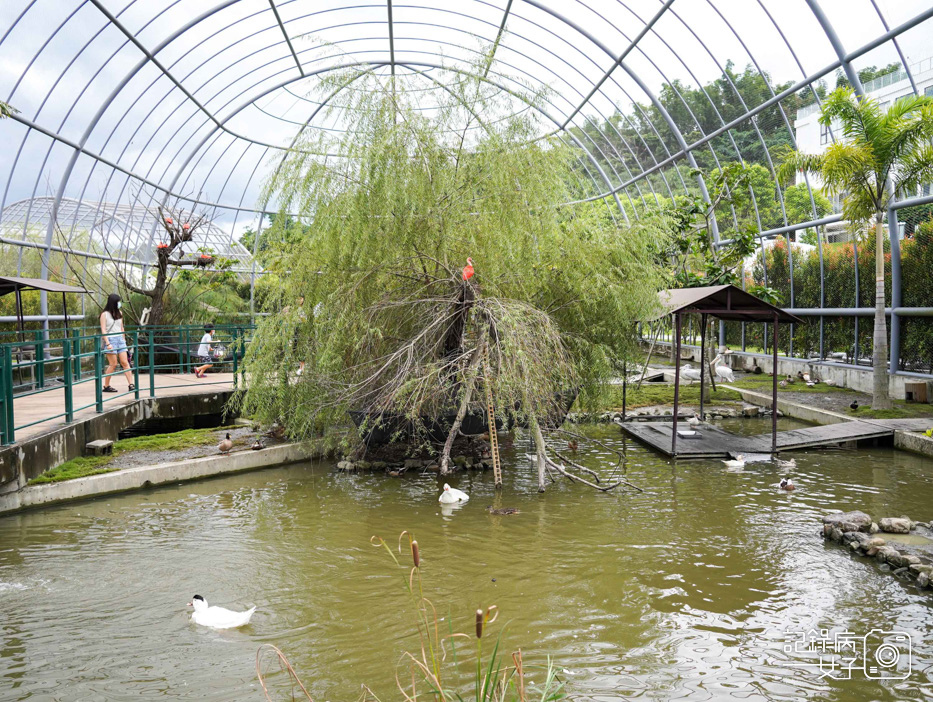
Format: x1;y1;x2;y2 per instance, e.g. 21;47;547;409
845;405;933;420
727;375;856;395
600;382;742;410
29;426;237;485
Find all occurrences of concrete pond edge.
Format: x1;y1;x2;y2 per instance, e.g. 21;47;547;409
723;386;933;459
0;441;319;516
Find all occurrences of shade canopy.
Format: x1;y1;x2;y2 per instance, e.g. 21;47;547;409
0;277;89;298
656;285;802;324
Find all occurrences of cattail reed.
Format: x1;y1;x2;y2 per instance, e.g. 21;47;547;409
475;609;484;639
411;540;420;568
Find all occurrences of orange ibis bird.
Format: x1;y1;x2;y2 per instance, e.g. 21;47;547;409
462;257;475;281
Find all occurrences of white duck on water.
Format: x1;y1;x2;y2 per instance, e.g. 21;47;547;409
722;454;746;470
188;595;256;629
438;483;469;504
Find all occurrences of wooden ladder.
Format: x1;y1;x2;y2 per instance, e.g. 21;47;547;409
483;344;502;488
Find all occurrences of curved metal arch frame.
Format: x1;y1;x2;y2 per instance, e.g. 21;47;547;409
1;0;932;379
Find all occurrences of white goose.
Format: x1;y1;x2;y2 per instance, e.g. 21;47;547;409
722;454;746;470
711;354;736;383
687;413;701;428
188;595;256;629
679;364;702;383
438;483;469;504
774;457;796;469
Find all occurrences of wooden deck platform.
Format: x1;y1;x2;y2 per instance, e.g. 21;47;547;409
619;418;928;459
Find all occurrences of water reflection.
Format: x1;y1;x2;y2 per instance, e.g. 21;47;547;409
0;421;931;700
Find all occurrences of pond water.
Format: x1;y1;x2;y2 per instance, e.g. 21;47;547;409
2;419;933;701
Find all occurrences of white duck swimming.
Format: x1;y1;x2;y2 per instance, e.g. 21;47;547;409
722;454;746;470
774;457;796;469
438;483;469;504
188;595;256;629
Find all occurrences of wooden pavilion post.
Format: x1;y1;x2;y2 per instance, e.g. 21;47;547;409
772;312;779;454
671;312;682;456
699;312;707;420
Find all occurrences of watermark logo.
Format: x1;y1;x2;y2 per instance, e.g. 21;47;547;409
783;629;912;680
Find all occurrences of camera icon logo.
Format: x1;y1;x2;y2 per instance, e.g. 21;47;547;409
862;630;911;680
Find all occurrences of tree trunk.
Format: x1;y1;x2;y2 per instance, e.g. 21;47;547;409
872;214;892;409
439;340;485;475
531;418;547;493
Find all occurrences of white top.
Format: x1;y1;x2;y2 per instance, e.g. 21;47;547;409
197;333;212;357
102;311;124;335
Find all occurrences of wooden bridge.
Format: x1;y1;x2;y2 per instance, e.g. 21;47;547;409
620;417;933;459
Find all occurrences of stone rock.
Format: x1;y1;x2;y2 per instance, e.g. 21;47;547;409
903;555;921;566
830;527;844;542
453;455;468;468
823;524;834;538
908;563;932;575
876;546;899;564
866;546;881;557
866;537;886;549
356;460;371;471
337;460;354;471
742;406;759;418
372;461;388;470
849;541;861;552
919;573;931;588
884;550;910;568
403;459;422;470
879;517;911;534
893;567;910;576
822;511;873;532
425;463;440;473
870;522;880;534
843;531;871;547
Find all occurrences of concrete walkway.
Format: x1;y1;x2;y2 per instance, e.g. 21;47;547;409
10;372;236;442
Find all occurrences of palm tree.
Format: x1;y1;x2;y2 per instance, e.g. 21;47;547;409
779;88;933;409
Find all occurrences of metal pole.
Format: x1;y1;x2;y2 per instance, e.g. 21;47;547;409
772;313;779;455
132;330;140;400
699;313;707;420
63;337;73;423
2;345;14;444
672;313;682;456
148;329;156;398
94;335;103;413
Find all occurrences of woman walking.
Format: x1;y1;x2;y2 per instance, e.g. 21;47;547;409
99;293;135;393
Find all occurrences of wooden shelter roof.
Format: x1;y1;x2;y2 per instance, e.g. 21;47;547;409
0;276;88;297
656;284;801;323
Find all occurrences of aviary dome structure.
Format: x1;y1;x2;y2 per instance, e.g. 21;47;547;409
1;0;932;373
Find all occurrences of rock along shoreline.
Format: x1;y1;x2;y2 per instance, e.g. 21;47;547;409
822;510;933;589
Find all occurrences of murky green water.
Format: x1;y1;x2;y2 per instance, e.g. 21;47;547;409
2;419;933;701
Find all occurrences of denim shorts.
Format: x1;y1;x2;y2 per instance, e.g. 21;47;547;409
106;335;127;354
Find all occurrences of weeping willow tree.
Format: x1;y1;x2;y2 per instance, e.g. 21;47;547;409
235;52;671;490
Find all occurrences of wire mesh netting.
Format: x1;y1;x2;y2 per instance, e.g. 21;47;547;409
0;0;930;374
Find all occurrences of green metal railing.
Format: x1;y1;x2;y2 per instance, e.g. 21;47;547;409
0;323;253;445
